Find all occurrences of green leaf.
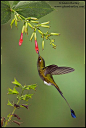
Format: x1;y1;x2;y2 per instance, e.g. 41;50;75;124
12;1;20;8
1;1;11;24
26;84;37;90
22;84;37;91
12;1;54;19
12;78;22;87
7;87;19;95
7;99;13;107
17;95;20;100
22;85;27;90
20;94;33;101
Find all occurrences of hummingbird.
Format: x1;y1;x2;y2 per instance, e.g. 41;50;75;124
37;52;76;118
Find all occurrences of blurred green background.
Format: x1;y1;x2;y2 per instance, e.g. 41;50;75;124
1;1;85;127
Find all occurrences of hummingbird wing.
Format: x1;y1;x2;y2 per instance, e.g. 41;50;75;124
44;65;75;76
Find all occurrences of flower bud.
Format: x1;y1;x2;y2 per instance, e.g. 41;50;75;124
42;40;44;50
14;104;20;108
50;33;60;36
22;26;25;33
15;15;17;21
10;18;15;29
45;34;50;39
52;43;57;49
41;25;50;28
12;114;20;120
51;39;55;42
25;22;28;34
38;29;43;35
34;32;37;41
28;23;33;28
41;21;50;25
30;32;34;41
15;20;17;27
45;35;48;40
50;39;55;44
25;22;28;28
31;17;38;20
30;20;39;23
21;104;29;109
12;120;22;126
36;24;41;27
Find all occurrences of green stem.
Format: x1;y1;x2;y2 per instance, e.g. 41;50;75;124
3;89;24;127
10;8;25;20
10;8;36;30
3;106;17;127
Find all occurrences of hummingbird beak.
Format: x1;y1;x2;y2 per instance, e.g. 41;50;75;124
38;51;40;56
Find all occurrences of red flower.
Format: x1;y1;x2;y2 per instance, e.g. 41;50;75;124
19;33;23;46
35;40;39;54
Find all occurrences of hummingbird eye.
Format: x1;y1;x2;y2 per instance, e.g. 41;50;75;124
39;58;41;62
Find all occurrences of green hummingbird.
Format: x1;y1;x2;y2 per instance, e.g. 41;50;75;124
37;52;76;118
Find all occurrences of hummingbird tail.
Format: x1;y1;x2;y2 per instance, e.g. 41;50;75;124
61;94;76;118
53;84;76;118
53;84;63;95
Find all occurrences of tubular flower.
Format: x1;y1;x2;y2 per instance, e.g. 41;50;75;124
35;40;39;54
19;33;23;46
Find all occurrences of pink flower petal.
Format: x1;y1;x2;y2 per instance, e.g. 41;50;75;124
19;33;23;46
35;40;38;47
35;47;39;53
19;39;23;46
35;40;39;53
19;42;22;46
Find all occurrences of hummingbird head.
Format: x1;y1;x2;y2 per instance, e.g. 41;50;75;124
37;54;45;68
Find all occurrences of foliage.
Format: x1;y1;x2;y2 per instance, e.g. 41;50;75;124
2;78;37;127
1;1;54;24
1;1;60;50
